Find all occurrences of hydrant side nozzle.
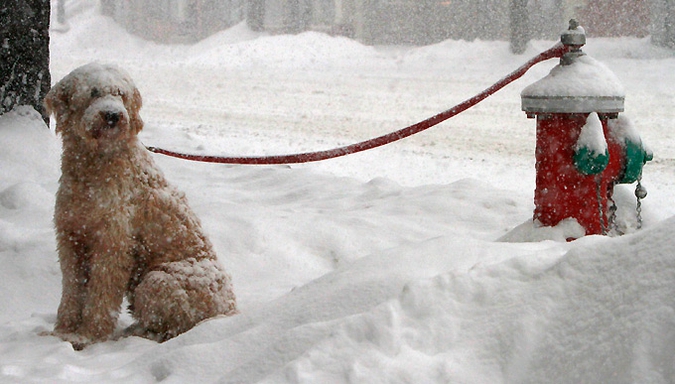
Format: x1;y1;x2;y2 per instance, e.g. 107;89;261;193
572;113;609;175
573;146;609;175
620;138;653;184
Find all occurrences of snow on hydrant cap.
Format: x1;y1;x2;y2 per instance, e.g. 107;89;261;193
521;20;625;114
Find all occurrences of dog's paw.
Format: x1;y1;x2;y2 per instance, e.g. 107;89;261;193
47;330;94;351
120;323;166;342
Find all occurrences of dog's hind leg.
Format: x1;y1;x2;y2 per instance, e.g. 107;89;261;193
130;257;237;341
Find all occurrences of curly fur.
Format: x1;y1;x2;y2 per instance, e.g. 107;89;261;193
45;63;237;349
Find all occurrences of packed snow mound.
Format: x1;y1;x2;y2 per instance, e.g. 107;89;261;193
4;95;675;383
0;108;61;323
50;4;383;71
191;21;264;49
187;31;382;70
0;106;60;189
22;219;669;384
255;220;675;383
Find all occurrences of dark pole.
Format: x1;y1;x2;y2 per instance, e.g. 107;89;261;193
0;0;51;124
665;1;675;48
510;0;529;54
288;0;300;33
101;0;115;17
247;0;266;32
56;0;65;24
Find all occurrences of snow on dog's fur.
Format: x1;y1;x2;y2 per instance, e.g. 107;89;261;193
44;63;237;349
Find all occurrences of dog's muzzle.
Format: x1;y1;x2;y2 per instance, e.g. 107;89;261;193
83;96;129;138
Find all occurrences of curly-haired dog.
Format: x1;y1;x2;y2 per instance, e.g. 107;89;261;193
45;63;237;349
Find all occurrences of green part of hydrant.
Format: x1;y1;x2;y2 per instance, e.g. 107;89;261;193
620;138;653;184
574;146;609;175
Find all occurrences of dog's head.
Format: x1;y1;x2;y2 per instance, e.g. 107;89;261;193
45;63;143;151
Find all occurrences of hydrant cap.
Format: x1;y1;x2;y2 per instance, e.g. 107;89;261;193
561;19;586;47
521;54;625;114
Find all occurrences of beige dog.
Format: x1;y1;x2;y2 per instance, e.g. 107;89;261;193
45;63;237;349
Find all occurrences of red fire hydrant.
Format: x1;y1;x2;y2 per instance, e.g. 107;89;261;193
521;20;652;237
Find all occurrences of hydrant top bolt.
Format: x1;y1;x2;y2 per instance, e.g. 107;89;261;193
561;19;586;48
560;19;587;65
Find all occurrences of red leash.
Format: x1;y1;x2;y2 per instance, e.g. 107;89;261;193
147;44;568;165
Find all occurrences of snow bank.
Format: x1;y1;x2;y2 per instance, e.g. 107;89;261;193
2;105;674;383
265;220;675;383
0;107;60;189
187;31;383;70
0;108;61;324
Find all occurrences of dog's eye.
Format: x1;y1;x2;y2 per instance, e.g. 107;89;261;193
91;88;101;98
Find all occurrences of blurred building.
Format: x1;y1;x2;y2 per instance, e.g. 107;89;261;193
247;0;516;44
577;0;649;37
101;0;244;43
650;0;675;48
242;0;657;44
101;0;669;46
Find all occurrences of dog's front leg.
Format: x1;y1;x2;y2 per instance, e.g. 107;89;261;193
77;232;134;343
54;233;88;336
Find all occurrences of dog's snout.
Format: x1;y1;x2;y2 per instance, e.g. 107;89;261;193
103;111;122;127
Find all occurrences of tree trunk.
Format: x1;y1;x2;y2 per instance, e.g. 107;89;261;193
0;0;51;124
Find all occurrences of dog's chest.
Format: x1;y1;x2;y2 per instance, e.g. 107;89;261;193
58;163;147;213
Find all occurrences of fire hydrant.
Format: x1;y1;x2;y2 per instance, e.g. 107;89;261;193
521;20;652;236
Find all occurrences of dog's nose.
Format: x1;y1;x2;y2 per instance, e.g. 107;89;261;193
104;111;121;127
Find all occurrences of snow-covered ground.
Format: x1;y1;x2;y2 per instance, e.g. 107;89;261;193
2;2;675;383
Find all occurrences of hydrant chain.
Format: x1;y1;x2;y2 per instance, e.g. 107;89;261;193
635;174;647;229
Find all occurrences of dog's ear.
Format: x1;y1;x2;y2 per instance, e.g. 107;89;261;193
129;87;144;134
44;80;73;134
44;86;61;117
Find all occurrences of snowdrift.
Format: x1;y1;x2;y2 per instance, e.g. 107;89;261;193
2;85;675;384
